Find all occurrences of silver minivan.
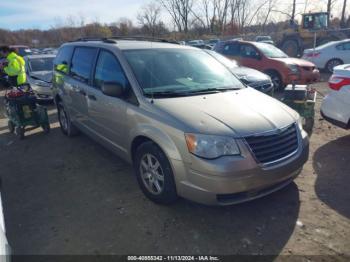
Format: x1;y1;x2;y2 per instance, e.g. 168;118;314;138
53;38;309;205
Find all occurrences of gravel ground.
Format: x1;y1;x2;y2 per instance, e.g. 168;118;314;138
0;80;349;259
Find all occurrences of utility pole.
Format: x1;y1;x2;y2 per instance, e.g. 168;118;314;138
340;0;348;27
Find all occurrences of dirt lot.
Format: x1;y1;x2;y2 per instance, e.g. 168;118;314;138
0;80;349;259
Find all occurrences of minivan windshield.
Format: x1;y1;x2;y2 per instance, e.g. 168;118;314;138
255;42;288;58
123;48;244;97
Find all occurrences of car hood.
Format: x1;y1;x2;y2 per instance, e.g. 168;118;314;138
231;66;271;83
29;71;52;83
271;57;315;67
153;88;298;137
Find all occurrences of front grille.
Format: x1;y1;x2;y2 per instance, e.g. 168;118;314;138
245;124;298;164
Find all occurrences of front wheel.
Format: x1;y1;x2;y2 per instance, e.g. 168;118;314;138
134;142;178;204
14;126;24;140
266;71;284;91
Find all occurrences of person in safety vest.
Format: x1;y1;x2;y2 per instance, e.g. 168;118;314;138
0;46;27;87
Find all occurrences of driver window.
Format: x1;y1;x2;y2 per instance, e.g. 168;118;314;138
240;45;260;59
94;50;129;90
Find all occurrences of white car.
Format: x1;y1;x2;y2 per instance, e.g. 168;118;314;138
302;39;350;72
321;64;350;129
25;54;55;101
0;179;11;261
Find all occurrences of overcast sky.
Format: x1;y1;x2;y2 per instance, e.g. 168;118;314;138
0;0;150;30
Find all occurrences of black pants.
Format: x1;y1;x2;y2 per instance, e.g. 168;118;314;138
8;75;18;87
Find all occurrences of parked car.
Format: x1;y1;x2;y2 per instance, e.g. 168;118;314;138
25;54;55;101
205;50;273;94
206;39;220;48
255;35;275;45
53;38;309;206
302;39;350;72
186;40;204;46
214;40;320;90
321;64;350;129
10;45;32;57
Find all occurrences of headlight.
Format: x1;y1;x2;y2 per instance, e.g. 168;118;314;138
287;64;299;73
185;133;240;159
33;80;50;87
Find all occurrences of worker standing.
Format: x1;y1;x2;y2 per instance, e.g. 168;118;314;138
0;46;27;87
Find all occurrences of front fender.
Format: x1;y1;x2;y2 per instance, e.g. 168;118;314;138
129;123;184;162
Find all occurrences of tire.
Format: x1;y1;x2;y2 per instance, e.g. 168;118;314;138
304;117;314;136
281;39;299;57
325;58;343;73
14;126;24;140
134;141;178;204
8;120;14;133
265;70;284;91
57;101;80;137
42;123;51;134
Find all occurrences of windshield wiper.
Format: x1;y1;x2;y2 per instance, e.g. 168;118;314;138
185;87;240;94
144;90;192;97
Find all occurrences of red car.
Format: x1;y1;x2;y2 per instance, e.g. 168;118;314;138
215;40;320;90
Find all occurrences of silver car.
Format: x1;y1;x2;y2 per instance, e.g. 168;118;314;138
25;54;55;101
53;38;309;205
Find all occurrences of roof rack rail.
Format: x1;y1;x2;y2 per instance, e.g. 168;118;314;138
70;36;179;45
109;36;179;44
70;37;116;43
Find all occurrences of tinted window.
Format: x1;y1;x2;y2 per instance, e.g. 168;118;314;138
70;47;97;83
337;42;350;50
240;44;260;59
54;46;74;74
223;43;239;56
94;50;128;89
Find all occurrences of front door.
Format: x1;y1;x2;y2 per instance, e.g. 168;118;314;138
85;49;130;154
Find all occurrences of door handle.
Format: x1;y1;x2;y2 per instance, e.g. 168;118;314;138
88;94;97;101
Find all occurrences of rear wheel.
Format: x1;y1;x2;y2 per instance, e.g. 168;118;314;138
134;141;178;204
325;58;343;73
57;101;79;137
8;120;14;133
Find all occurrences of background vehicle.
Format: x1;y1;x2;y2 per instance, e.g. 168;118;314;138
25;54;55;101
206;39;220;48
205;50;273;94
277;12;348;57
302;39;350;72
321;64;350;129
10;45;32;57
214;40;319;90
255;36;274;45
186;40;204;46
53;37;309;206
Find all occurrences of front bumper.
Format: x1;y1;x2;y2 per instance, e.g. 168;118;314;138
173;130;309;205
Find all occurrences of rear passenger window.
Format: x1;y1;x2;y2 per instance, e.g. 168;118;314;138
223;43;239;56
54;46;73;74
70;47;97;83
94;50;128;89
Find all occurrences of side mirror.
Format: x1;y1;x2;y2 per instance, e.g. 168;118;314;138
101;82;124;97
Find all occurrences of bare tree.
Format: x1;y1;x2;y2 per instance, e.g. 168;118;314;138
340;0;348;27
158;0;193;33
137;2;163;36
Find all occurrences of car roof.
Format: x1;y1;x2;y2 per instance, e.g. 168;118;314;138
63;39;192;51
26;54;56;59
